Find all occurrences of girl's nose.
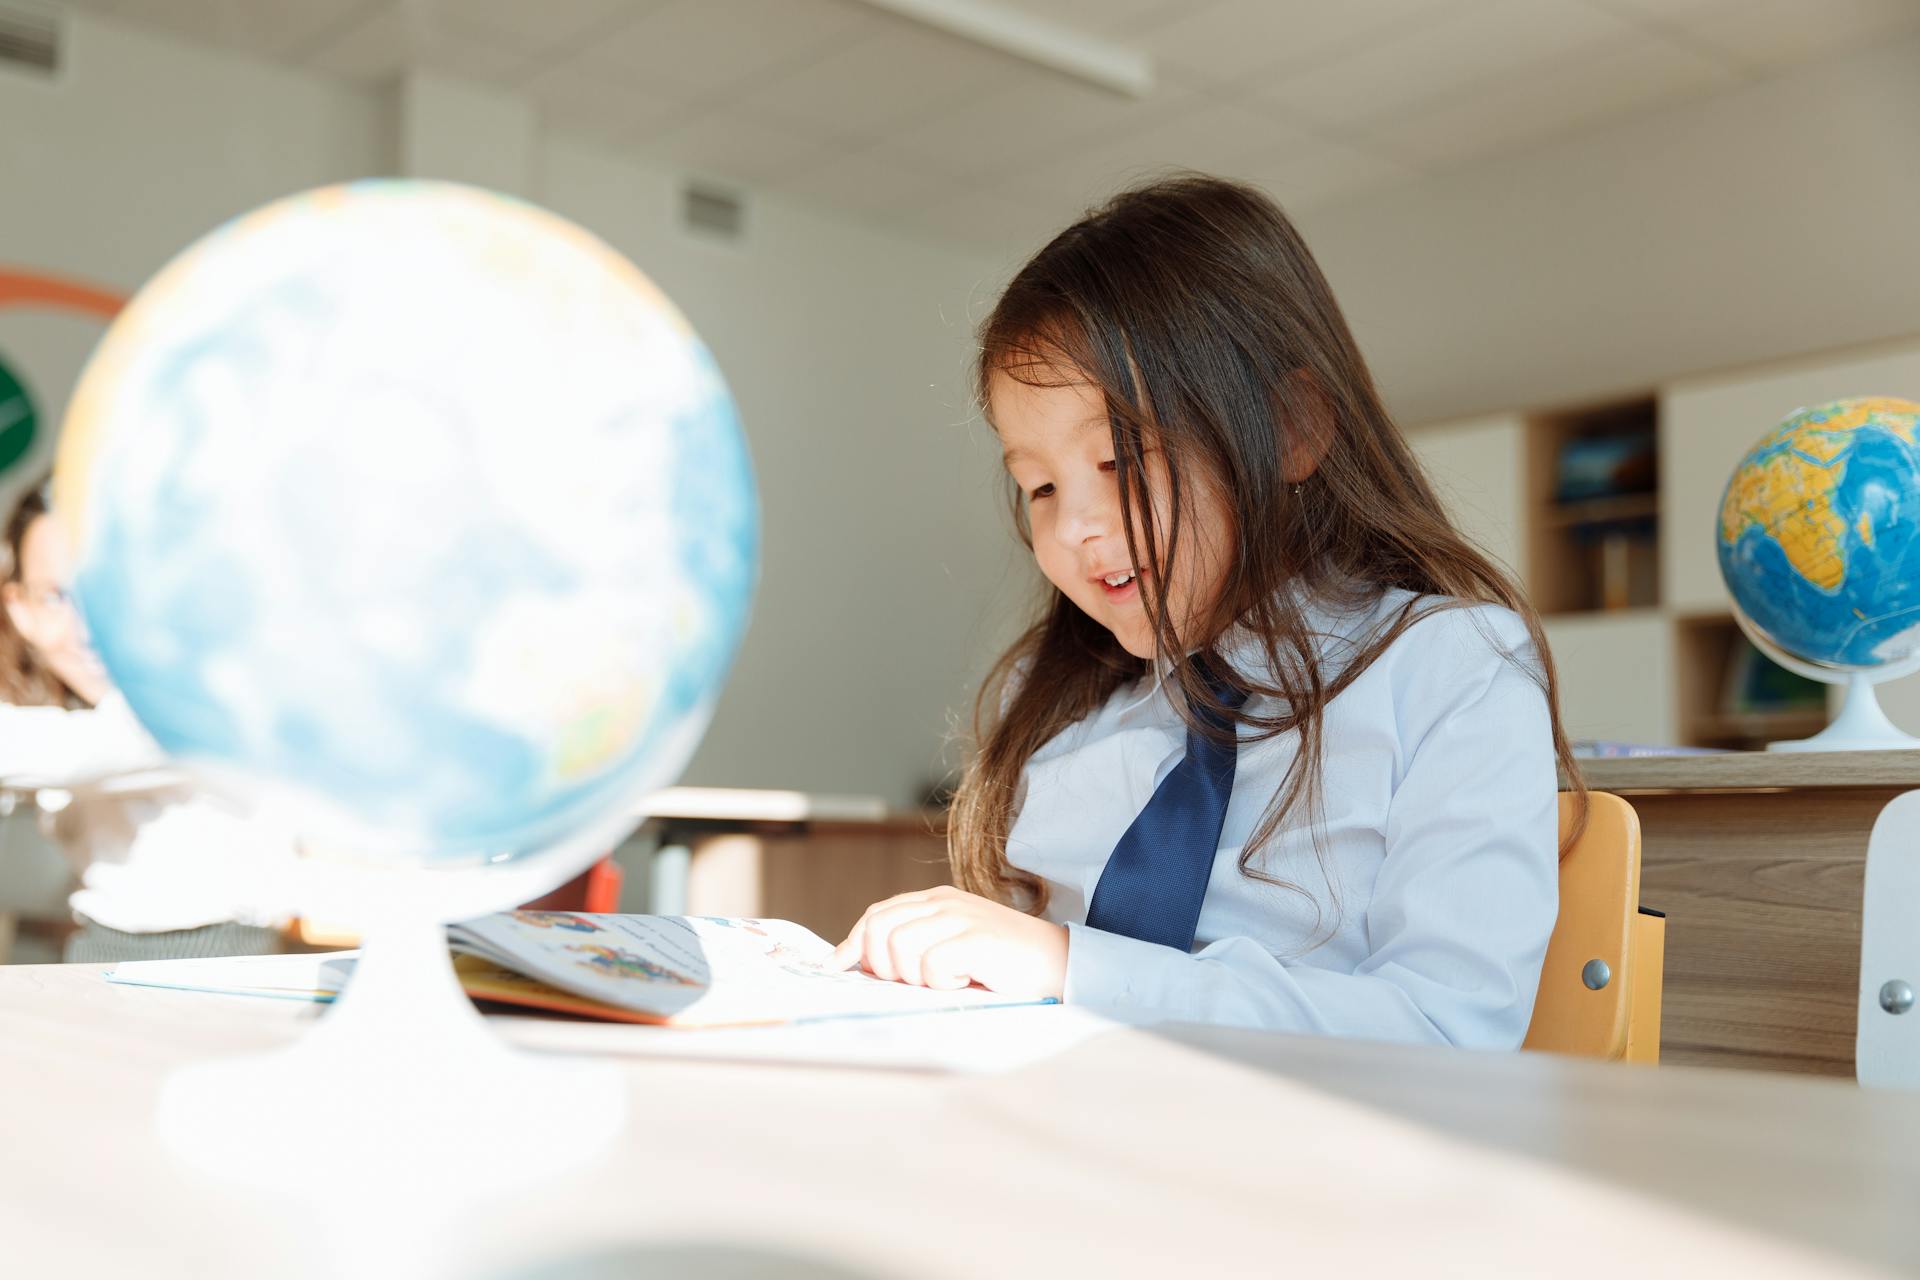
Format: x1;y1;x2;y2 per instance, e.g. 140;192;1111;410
1052;482;1116;546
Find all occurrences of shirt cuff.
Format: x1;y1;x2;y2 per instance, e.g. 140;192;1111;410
1063;920;1192;1014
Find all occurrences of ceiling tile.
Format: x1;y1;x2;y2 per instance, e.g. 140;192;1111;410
101;0;369;60
867;70;1201;180
430;0;650;57
1244;0;1642;128
995;96;1312;207
995;0;1207;36
1592;0;1920;73
891;186;1070;255
1355;26;1739;165
772;147;950;219
634;110;846;187
1131;0;1464;86
522;62;700;148
418;20;542;86
729;21;1017;147
299;4;408;81
1234;132;1420;210
301;6;538;85
571;0;874;98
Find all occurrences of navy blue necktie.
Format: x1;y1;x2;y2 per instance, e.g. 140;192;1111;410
1085;659;1247;952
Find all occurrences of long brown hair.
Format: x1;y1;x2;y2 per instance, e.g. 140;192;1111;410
2;480;74;707
950;174;1582;928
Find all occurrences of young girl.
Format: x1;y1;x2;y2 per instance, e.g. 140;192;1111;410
1;481;294;961
830;175;1579;1049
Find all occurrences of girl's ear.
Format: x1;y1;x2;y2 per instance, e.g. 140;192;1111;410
1279;369;1335;484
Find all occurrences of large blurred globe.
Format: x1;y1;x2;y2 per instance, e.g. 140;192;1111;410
53;180;757;870
1718;396;1920;671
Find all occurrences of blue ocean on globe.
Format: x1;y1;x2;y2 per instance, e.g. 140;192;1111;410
1717;397;1920;670
57;182;758;866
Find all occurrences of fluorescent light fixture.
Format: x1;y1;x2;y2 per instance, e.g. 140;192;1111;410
851;0;1155;98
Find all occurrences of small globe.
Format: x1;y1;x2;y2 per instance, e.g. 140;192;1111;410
1718;397;1920;673
53;180;758;874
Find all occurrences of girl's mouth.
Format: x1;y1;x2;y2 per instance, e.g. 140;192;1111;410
1097;568;1141;604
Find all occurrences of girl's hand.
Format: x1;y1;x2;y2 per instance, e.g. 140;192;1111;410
39;639;111;708
827;885;1068;1000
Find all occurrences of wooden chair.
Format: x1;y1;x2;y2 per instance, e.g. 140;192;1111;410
1523;791;1665;1063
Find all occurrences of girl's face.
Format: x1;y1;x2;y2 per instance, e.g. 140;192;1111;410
992;370;1233;660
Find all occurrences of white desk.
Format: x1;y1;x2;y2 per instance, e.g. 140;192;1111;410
2;964;1916;1278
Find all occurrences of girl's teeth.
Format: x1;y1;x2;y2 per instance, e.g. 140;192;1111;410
1104;572;1135;587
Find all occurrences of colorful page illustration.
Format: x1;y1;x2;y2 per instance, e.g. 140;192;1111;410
446;912;1043;1027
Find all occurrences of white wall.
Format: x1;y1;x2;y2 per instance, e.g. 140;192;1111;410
1404;414;1527;579
1301;31;1920;429
529;141;1027;803
0;13;1022;807
0;17;391;492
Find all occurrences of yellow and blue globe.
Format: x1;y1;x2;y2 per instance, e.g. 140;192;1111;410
54;180;757;867
1718;396;1920;671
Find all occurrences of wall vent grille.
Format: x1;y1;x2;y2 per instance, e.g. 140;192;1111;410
683;183;746;241
0;5;58;73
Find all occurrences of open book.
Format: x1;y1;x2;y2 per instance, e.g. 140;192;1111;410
107;911;1053;1029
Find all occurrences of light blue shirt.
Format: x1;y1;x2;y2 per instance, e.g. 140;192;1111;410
1005;589;1559;1048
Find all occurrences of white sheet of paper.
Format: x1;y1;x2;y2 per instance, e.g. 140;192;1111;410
107;950;355;1000
106;951;1141;1073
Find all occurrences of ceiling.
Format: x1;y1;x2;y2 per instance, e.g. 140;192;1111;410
45;0;1920;252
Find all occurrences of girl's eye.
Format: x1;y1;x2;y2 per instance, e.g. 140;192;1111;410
1098;459;1116;473
1028;483;1054;500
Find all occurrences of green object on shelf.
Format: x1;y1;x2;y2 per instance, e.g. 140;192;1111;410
1722;636;1827;717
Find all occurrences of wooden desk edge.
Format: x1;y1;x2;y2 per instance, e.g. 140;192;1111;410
1568;749;1920;794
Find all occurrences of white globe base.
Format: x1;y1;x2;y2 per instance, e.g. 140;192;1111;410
158;814;640;1200
156;911;628;1200
1768;672;1920;752
148;808;656;1276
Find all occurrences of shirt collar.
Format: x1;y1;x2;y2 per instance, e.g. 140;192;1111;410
1109;577;1398;719
1188;577;1396;689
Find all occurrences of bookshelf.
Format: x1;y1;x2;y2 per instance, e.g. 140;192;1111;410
1407;334;1920;750
1523;396;1660;616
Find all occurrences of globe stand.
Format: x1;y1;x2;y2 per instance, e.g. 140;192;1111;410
155;826;635;1272
1730;608;1920;752
1770;672;1920;753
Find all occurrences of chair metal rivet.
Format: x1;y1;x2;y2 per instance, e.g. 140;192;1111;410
1880;979;1915;1016
1582;959;1611;991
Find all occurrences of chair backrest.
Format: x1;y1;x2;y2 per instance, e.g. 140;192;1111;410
1523;791;1654;1061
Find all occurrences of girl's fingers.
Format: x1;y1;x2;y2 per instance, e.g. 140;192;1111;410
883;914;972;988
827;913;874;970
920;932;987;991
827;890;938;970
849;901;944;983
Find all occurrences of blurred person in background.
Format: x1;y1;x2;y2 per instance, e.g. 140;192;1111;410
2;479;295;961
